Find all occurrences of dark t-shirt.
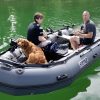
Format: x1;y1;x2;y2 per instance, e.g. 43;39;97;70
80;20;96;45
27;22;43;45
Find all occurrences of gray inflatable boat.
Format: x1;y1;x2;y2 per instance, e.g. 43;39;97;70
0;27;100;96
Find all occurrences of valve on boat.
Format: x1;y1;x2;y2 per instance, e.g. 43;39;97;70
63;24;75;29
46;27;54;34
58;30;62;36
71;24;76;28
63;24;70;30
63;24;76;36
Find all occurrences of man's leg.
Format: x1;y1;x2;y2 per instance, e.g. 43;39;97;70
70;36;80;50
38;40;51;47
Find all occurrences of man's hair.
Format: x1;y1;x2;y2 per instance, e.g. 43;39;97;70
83;11;90;17
34;12;44;21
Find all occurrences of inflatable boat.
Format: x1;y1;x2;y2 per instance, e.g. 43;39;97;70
0;26;100;96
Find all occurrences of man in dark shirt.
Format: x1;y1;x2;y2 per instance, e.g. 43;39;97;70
70;11;96;50
27;12;51;47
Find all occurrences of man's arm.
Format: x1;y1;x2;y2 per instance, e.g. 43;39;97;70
74;30;93;38
80;32;93;38
38;36;47;42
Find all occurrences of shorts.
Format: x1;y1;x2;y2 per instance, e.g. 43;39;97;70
80;38;93;45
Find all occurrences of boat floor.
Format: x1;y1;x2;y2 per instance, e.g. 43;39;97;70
0;45;87;65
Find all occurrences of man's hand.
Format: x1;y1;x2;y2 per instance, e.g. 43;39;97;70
74;31;81;36
38;36;47;42
74;30;85;38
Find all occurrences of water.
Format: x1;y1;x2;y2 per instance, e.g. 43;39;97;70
0;0;100;100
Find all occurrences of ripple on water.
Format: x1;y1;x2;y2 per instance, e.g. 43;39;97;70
0;42;8;50
8;7;17;33
71;66;100;100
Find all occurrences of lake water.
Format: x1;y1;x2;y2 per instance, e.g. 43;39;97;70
0;0;100;100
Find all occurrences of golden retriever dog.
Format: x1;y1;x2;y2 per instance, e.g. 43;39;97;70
17;38;47;64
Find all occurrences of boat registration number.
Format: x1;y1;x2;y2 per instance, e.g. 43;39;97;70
79;57;88;68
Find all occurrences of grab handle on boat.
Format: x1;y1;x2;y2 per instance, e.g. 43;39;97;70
1;64;12;71
93;53;98;58
57;74;68;81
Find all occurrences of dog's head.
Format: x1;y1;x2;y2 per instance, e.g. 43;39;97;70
17;38;29;49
